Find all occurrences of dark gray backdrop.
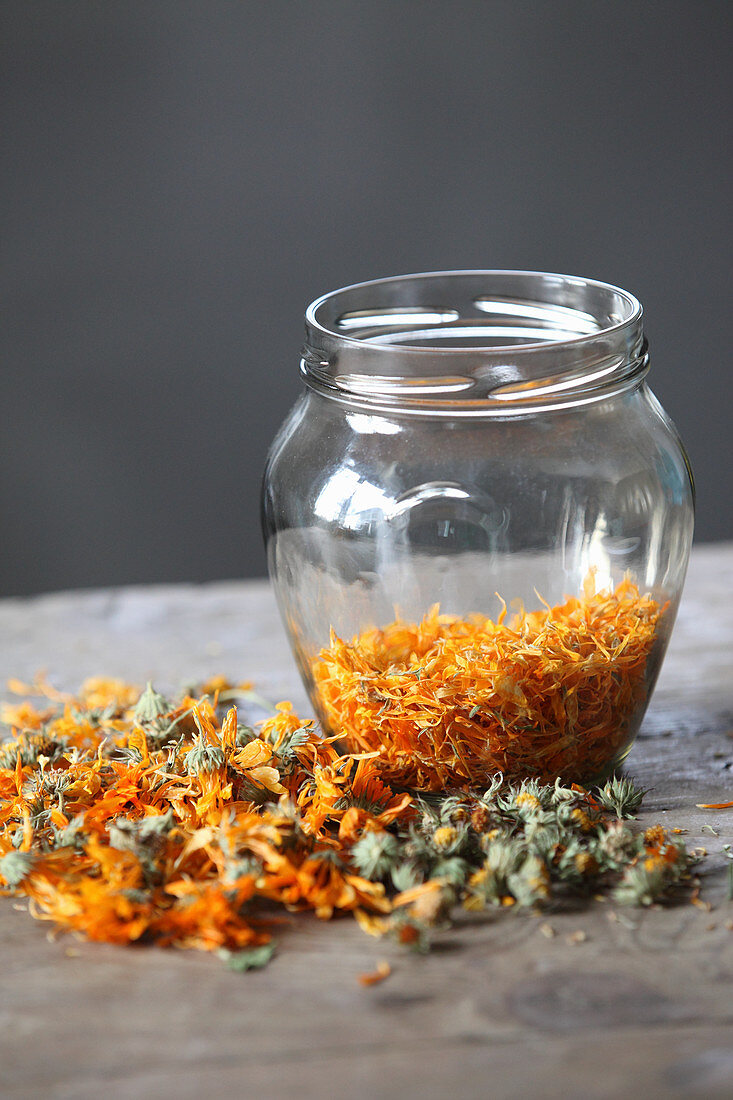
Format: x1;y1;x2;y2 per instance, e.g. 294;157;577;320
2;1;731;598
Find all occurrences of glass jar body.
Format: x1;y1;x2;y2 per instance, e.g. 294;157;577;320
263;270;693;789
263;381;693;786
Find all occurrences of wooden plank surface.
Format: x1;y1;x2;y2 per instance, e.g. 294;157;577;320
1;544;732;1100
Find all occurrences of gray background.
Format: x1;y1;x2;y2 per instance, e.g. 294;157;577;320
2;1;731;598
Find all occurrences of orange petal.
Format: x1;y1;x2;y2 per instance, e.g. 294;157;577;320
358;960;391;986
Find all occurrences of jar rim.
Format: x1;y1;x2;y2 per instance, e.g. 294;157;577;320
306;269;642;355
302;270;647;414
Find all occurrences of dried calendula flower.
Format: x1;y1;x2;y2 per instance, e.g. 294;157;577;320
613;826;693;906
599;819;638;867
0;677;699;969
350;831;401;881
0;850;36;888
133;682;170;724
313;578;663;788
596;776;647;819
432;825;459;850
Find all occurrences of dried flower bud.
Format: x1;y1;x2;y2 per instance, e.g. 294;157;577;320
515;792;543;813
185;735;226;775
597;776;646;819
470;805;491;833
643;824;667;849
432;825;458;850
351;831;400;880
0;850;35;888
599;820;637;865
133;682;170;724
574;851;599;876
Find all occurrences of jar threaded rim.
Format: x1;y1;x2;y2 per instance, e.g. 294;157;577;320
302;270;647;414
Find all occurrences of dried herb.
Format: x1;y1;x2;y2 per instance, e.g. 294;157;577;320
0;676;698;970
218;943;276;972
313;578;662;788
596;776;648;819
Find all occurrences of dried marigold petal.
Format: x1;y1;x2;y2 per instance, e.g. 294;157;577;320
312;579;662;788
358;960;392;986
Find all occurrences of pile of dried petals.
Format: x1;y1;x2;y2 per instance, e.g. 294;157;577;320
314;577;663;789
0;676;696;968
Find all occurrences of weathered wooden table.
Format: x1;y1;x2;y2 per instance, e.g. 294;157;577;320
1;544;732;1100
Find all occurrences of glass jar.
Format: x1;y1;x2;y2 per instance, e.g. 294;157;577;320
262;271;694;789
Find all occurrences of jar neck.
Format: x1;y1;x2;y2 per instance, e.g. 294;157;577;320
302;270;648;415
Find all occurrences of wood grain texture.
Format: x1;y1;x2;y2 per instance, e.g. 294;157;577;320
1;545;732;1100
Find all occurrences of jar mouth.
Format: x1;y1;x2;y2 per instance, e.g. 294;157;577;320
303;270;647;414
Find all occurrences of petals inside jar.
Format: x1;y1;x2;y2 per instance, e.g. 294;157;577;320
312;577;664;789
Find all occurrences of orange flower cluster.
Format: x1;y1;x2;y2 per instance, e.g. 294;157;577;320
641;824;688;873
0;673;700;958
0;678;414;955
313;578;663;789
